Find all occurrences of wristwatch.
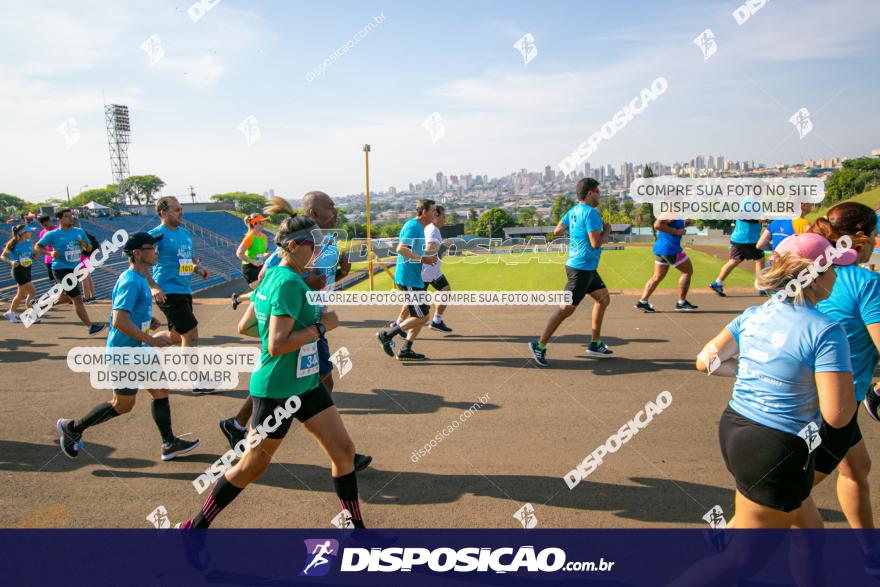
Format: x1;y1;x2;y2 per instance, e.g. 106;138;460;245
315;322;326;338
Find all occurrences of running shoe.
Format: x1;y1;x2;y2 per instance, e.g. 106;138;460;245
863;385;880;423
88;322;107;336
219;418;246;451
528;341;549;367
354;453;373;472
192;387;217;395
56;418;82;458
376;331;395;357
634;300;655;313
4;310;18;323
84;297;95;305
231;293;240;310
709;282;726;297
396;348;427;361
586;341;614;357
161;436;201;461
675;300;699;312
429;320;453;333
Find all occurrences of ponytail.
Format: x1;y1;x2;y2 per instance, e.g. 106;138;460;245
263;197;317;257
3;224;24;256
811;202;877;252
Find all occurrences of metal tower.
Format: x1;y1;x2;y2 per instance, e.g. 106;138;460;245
104;104;131;204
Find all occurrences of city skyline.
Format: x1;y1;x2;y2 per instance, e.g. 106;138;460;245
2;0;878;203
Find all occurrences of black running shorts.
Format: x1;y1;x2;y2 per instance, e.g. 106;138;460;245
250;384;335;439
730;242;764;261
719;406;814;512
399;284;430;319
13;264;32;286
427;275;450;291
564;267;607;306
53;268;82;298
242;263;261;284
156;293;198;335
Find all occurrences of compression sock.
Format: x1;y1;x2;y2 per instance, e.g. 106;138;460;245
333;471;365;528
71;402;119;434
433;312;443;323
190;475;244;529
386;325;404;338
150;397;175;444
401;339;413;352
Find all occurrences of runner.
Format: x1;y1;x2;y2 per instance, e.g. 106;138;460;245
176;206;368;530
789;203;880;562
55;232;201;460
709;219;765;297
756;203;812;251
390;204;454;332
695;232;856;529
73;217;98;304
34;209;106;335
230;213;269;309
2;224;37;323
147;196;213;394
376;199;438;362
36;214;57;289
528;178;612;367
635;214;698;312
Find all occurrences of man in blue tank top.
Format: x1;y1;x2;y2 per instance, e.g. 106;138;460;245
635;215;698;312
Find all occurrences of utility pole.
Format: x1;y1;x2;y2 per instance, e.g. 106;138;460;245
66;185;71;203
189;185;196;205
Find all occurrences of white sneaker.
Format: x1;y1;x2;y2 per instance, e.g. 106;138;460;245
4;310;18;323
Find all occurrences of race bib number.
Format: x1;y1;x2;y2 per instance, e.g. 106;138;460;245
178;258;194;276
20;258;32;267
255;253;264;262
141;320;151;334
64;249;80;263
296;341;319;378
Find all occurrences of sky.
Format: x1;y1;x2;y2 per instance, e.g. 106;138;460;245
1;0;878;203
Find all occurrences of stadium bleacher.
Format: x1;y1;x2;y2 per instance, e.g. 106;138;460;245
0;211;272;303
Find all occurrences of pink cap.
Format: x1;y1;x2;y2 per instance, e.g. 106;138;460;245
774;232;858;266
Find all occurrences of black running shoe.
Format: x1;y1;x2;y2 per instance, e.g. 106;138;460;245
219;418;246;451
396;348;426;361
709;282;726;297
192;388;216;395
56;418;82;458
528;341;549;367
376;331;395;357
354;453;372;472
88;322;107;336
586;341;614;357
429;320;453;333
675;300;699;312
231;293;240;310
161;436;201;461
635;300;656;313
863;384;880;423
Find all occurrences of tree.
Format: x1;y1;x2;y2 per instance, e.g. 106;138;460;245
68;187;116;208
446;210;460;225
476;208;515;238
118;175;165;206
210;192;267;215
825;157;880;205
468;208;479;222
550;195;574;224
0;193;30;217
517;206;546;227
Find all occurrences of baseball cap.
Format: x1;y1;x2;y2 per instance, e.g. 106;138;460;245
124;231;163;253
774;232;857;266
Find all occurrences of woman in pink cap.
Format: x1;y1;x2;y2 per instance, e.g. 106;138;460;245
696;231;857;530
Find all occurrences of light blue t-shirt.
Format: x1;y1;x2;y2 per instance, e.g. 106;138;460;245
653;220;684;255
265;248;281;269
394;218;426;288
726;301;852;436
10;240;34;264
562;202;604;271
36;226;89;270
815;264;880;402
730;220;763;244
148;224;194;295
107;269;152;348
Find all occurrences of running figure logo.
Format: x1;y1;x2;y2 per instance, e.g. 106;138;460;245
692;29;717;61
140;34;165;67
299;539;339;577
789;107;813;139
513;33;538;65
237;115;261;147
57;117;80;149
513;503;538;528
146;505;171;529
421;112;446;144
331;509;354;529
702;505;727;529
798;422;822;453
329;346;353;379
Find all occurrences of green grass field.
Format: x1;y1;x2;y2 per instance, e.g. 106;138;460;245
806;186;880;222
350;246;757;291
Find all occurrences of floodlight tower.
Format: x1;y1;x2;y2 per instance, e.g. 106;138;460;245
105;104;131;205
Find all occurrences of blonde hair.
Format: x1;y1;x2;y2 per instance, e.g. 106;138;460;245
757;252;816;305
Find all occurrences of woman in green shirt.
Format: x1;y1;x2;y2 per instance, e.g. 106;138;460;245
178;198;366;529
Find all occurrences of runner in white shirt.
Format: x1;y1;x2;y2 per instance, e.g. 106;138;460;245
389;205;453;333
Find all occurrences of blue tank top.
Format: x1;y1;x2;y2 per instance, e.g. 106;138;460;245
653;220;684;255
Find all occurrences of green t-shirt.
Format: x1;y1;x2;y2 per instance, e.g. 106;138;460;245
249;266;322;398
242;232;268;265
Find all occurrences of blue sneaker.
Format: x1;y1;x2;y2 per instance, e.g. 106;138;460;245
586;341;613;357
709;282;726;297
528;342;549;367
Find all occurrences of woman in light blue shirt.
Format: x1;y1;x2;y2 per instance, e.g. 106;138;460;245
696;232;856;528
